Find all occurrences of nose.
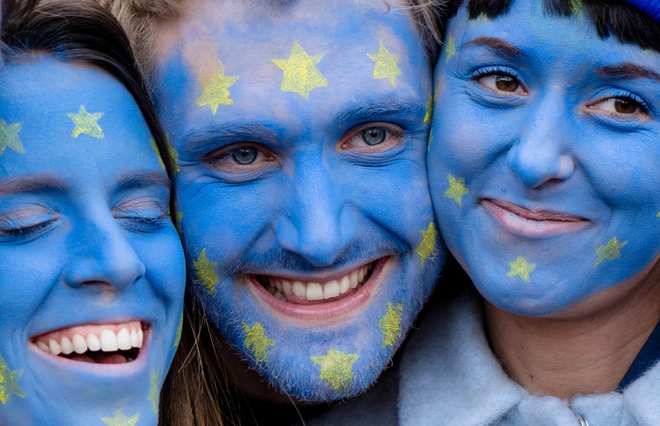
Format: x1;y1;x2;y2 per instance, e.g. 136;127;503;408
62;216;146;291
507;94;575;188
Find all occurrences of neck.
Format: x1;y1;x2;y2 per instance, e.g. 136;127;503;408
485;261;660;400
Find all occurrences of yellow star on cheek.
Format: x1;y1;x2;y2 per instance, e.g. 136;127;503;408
0;120;25;155
444;174;469;207
193;248;219;295
379;302;403;347
196;60;239;115
68;104;104;139
151;137;181;173
0;355;26;405
174;312;183;349
444;35;456;63
507;256;535;283
415;222;438;267
367;41;402;87
311;349;359;391
423;94;433;125
101;409;139;426
242;321;275;365
147;370;159;415
594;236;628;268
272;42;328;99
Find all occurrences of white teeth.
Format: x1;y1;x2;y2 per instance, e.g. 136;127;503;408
100;329;118;352
49;339;62;356
60;336;74;355
339;276;350;294
323;280;340;299
306;282;324;301
292;281;306;297
117;328;131;350
37;341;50;353
282;280;292;295
130;329;139;348
87;333;101;351
72;334;87;354
136;328;144;348
349;270;359;289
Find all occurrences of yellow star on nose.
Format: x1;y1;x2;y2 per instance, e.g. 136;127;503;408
0;120;25;155
243;321;275;365
272;42;328;99
507;256;535;283
444;35;456;63
311;348;359;391
193;248;219;295
367;41;402;87
196;60;239;115
68;104;104;139
594;236;628;268
416;222;438;267
444;174;469;207
0;354;26;405
379;302;403;347
101;409;139;426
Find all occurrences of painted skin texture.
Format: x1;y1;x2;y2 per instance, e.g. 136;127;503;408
155;0;443;401
0;57;185;425
429;0;660;316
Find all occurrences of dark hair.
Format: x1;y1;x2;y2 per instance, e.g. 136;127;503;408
444;0;660;52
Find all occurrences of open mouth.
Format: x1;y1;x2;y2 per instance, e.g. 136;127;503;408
30;321;147;364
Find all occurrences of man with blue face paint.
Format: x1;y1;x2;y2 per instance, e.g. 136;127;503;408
103;0;446;419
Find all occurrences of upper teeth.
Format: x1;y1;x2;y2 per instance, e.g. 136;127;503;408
33;321;143;357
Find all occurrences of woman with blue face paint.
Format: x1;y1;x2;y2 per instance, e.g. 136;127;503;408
0;1;186;424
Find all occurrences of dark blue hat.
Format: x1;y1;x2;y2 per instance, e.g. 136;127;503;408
625;0;660;21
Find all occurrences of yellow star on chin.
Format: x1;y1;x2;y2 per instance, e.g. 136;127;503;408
311;348;359;391
0;120;25;155
379;302;403;347
367;41;402;87
507;256;535;283
68;104;104;139
196;60;239;115
272;42;328;99
243;321;275;365
101;409;139;426
193;248;219;295
444;174;469;207
594;236;628;267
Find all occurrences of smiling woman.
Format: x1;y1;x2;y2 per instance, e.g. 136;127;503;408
0;1;185;424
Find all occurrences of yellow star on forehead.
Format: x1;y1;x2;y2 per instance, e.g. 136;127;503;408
507;256;535;283
367;41;402;87
594;236;628;268
0;355;26;405
174;312;183;349
101;409;139;426
242;321;275;365
311;349;359;391
196;60;239;115
423;94;433;125
416;222;438;267
444;35;456;63
193;248;219;295
0;120;25;156
444;174;469;207
68;104;104;139
272;42;328;99
379;302;403;347
147;370;159;415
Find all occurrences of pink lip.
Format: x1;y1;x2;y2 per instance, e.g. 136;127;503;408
483;198;590;237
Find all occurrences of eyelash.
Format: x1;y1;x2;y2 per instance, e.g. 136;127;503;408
0;217;56;239
472;66;525;85
114;207;169;232
595;90;651;115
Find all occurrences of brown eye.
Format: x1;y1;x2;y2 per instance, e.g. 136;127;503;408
614;98;638;114
495;75;519;92
476;73;527;96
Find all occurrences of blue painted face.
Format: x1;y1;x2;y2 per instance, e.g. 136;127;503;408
429;0;660;316
155;0;442;400
0;57;185;424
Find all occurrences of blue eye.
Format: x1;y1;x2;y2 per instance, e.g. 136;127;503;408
231;146;258;164
363;127;388;145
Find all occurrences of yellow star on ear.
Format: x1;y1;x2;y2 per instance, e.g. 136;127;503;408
147;370;159;415
444;174;469;207
311;349;359;391
416;222;438;267
444;35;456;63
193;248;219;295
0;120;25;155
272;42;328;99
0;354;26;405
594;236;628;268
174;312;183;349
242;321;275;365
423;94;433;125
379;302;403;347
68;105;104;139
507;256;535;283
196;60;239;115
367;41;402;87
101;409;139;426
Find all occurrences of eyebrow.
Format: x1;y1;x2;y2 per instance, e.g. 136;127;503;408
183;123;280;153
335;98;425;128
597;63;660;82
115;171;171;193
0;175;68;195
463;37;524;58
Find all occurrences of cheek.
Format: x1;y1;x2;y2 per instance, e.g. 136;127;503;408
133;230;185;300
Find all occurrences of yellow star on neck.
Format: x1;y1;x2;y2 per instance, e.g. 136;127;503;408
243;321;275;365
594;236;627;267
444;35;456;63
379;302;403;347
196;60;239;115
0;354;26;405
68;105;104;139
416;222;438;266
193;248;219;295
272;42;328;99
444;174;469;207
507;256;535;282
311;348;359;391
101;409;139;426
367;41;402;87
0;120;25;155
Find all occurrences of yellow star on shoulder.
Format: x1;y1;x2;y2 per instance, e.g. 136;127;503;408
147;370;159;415
243;321;275;365
311;348;359;391
444;174;469;207
415;222;438;267
594;236;628;268
379;302;403;347
507;256;535;283
101;409;139;426
68;104;104;139
367;41;402;87
272;42;328;99
444;35;456;63
0;120;25;155
0;354;26;405
196;60;239;115
193;248;219;295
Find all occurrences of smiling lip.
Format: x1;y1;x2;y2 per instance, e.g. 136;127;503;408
249;257;389;321
483;198;590;237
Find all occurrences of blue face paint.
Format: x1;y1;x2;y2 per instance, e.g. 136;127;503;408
0;57;185;424
429;0;660;316
155;0;443;400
